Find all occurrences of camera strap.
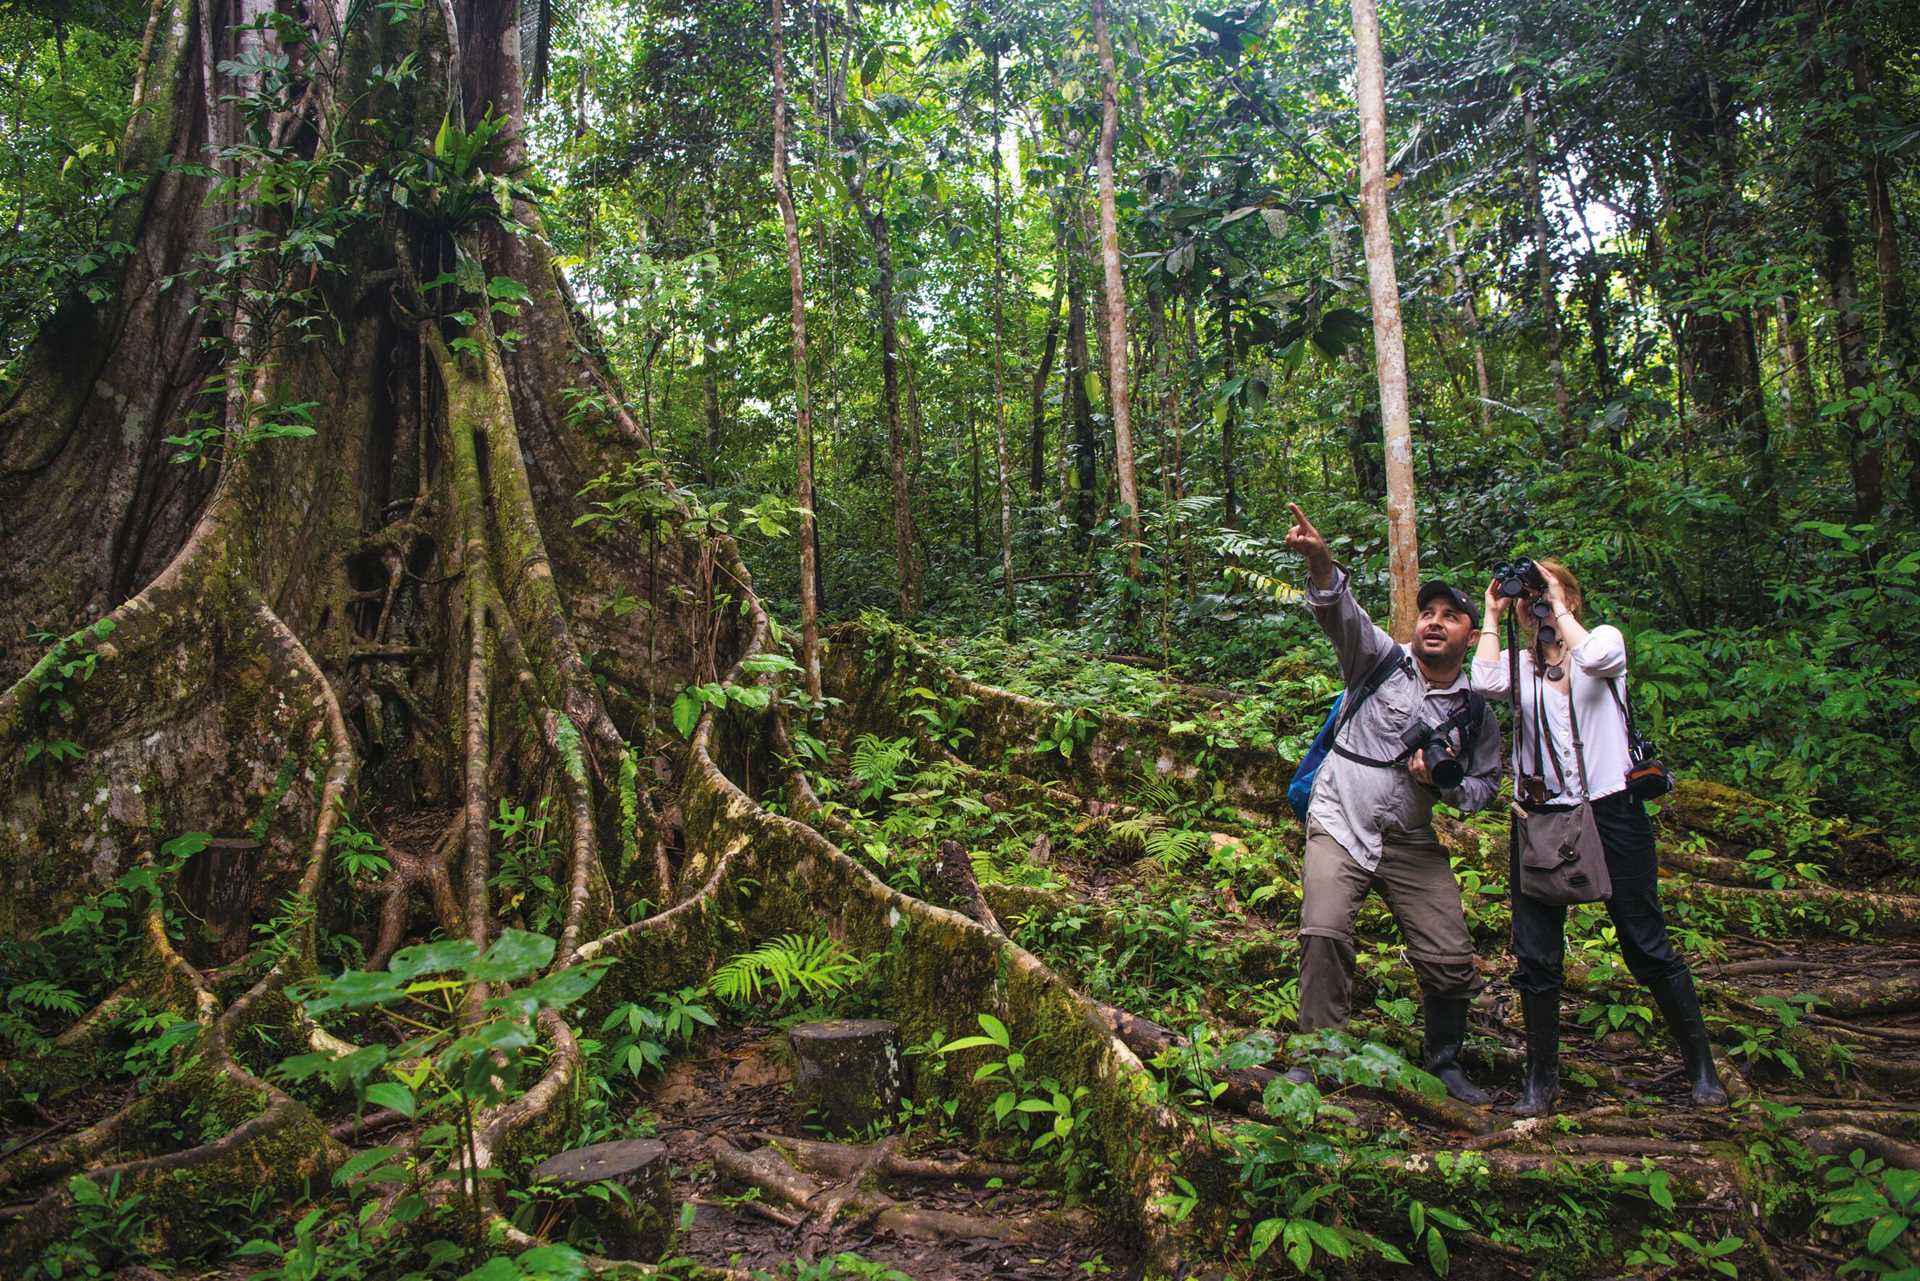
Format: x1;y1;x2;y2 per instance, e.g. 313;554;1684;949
1605;677;1645;745
1331;667;1481;770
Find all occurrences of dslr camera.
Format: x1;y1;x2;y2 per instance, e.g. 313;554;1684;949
1400;719;1467;789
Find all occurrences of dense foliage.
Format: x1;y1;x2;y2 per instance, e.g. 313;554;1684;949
2;0;1919;1276
515;0;1920;840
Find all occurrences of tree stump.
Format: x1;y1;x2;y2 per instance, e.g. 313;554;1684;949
789;1019;904;1135
528;1139;674;1260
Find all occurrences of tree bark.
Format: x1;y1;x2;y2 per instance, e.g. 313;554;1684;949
1524;96;1571;442
989;32;1014;612
1349;0;1420;640
1092;0;1140;581
1802;0;1879;520
1850;38;1916;517
1776;292;1816;436
1065;231;1097;546
1444;217;1492;432
1028;225;1066;502
1216;277;1238;530
771;0;820;699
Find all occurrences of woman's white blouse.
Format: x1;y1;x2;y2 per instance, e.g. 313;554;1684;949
1471;624;1634;802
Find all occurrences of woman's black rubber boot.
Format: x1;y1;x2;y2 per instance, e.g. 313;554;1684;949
1646;971;1731;1107
1513;988;1563;1117
1423;995;1491;1105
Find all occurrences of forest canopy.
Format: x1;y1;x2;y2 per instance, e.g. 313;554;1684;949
0;0;1916;1277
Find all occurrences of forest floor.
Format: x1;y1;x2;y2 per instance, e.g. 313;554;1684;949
5;614;1919;1280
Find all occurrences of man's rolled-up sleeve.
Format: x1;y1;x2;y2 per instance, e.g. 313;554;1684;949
1305;565;1398;687
1440;702;1503;816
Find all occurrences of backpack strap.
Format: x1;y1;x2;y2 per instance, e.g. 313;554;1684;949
1324;649;1412;760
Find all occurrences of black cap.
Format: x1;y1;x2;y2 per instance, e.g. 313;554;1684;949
1417;580;1480;628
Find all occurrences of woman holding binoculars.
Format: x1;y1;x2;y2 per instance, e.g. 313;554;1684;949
1473;558;1728;1115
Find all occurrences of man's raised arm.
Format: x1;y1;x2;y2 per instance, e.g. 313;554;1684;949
1285;502;1397;687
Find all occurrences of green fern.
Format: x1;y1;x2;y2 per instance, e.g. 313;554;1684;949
1145;826;1210;866
8;978;83;1017
711;932;864;1008
1130;777;1183;814
851;733;916;802
1109;815;1208;866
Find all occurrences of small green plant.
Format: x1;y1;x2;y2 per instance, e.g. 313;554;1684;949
330;803;392;886
904;684;976;750
1406;1199;1473;1277
599;987;717;1078
710;932;865;1009
1624;1226;1744;1277
935;1013;1100;1193
1816;1149;1919;1279
1577;992;1655;1041
1718;994;1818;1079
19;619;114;768
1032;707;1097;761
278;929;610;1263
118;1001;204;1087
0;977;83;1054
37;1173;152;1279
850;733;916;802
489;797;563;932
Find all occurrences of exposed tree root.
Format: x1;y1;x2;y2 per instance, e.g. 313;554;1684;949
709;1137;1091;1247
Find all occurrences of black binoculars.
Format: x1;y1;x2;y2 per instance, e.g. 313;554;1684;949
1493;557;1547;599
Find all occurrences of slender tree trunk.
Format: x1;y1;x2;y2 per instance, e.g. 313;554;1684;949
1349;0;1419;639
1802;0;1879;520
1524;96;1570;442
1029;226;1066;501
1850;40;1916;516
1777;292;1816;435
701;199;724;486
1444;218;1491;431
770;0;819;698
1092;0;1139;581
989;37;1015;612
1216;278;1237;529
1065;247;1097;545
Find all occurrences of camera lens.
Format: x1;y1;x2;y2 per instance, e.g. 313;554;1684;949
1430;753;1466;789
1537;624;1558;645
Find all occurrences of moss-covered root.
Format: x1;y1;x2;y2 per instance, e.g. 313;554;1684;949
0;1061;339;1268
582;708;1233;1275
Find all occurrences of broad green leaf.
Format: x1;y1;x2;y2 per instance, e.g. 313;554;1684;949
389;939;480;981
468;928;556;982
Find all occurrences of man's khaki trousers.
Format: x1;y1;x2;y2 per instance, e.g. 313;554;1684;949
1297;820;1482;1030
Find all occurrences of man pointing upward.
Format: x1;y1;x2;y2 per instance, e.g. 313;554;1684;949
1283;503;1501;1103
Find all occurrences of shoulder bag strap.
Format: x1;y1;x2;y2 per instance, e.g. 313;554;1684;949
1533;662;1569;794
1506;613;1525;780
1606;677;1637;738
1564;662;1592;799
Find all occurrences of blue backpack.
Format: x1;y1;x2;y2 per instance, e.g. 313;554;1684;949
1287;651;1409;821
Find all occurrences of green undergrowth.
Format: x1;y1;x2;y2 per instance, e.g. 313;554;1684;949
939;621;1336;764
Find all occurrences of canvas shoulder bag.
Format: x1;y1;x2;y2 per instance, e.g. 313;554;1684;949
1513;660;1613;906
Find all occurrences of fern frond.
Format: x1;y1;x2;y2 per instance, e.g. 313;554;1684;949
851;733;916;800
711;932;863;1008
1144;826;1209;866
1130;777;1182;813
8;979;82;1017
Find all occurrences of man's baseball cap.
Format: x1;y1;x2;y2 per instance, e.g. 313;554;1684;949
1417;581;1480;628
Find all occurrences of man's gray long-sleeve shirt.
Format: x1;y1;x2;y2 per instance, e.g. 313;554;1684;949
1303;567;1501;872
